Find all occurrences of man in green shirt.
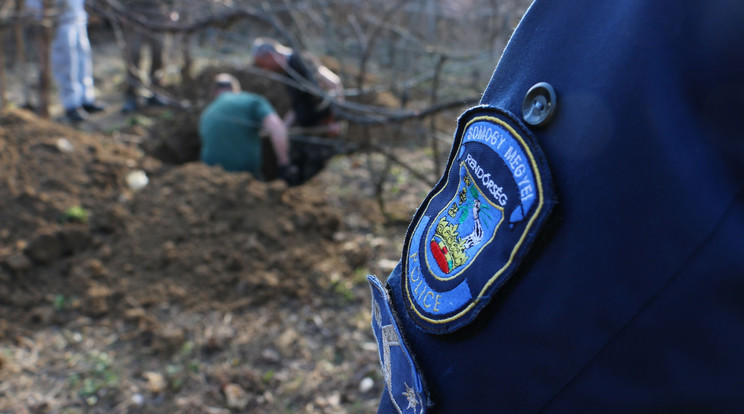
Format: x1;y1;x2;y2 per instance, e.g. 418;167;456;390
199;73;291;180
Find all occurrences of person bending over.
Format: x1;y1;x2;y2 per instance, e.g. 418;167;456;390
198;73;293;181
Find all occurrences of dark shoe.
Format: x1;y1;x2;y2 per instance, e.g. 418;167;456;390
146;94;168;107
82;101;106;113
121;97;139;114
65;107;88;123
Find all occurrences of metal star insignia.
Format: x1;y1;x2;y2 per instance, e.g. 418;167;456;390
403;382;419;410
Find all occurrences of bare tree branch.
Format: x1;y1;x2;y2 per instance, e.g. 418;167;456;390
89;0;266;34
333;96;478;125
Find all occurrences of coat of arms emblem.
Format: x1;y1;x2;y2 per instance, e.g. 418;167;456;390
402;107;556;333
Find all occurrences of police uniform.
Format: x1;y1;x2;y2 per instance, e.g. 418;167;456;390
368;1;744;413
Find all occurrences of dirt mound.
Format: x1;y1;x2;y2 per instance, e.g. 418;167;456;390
0;107;393;412
0;105;367;330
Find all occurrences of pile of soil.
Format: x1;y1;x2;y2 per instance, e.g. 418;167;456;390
0;106;422;413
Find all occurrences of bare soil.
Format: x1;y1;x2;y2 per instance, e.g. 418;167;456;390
0;38;444;413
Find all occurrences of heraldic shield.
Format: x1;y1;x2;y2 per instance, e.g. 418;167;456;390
402;106;556;334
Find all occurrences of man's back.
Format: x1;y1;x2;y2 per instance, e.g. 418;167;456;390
285;53;333;127
199;92;274;175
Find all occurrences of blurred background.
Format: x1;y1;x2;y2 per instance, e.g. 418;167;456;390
0;0;530;412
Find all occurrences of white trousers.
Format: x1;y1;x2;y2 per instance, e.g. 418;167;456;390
52;21;95;110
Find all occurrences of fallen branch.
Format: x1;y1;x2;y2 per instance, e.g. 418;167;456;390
368;143;437;188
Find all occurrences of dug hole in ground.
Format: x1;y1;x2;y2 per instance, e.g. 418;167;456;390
0;31;446;413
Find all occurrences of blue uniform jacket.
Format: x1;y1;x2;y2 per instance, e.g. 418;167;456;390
370;0;744;412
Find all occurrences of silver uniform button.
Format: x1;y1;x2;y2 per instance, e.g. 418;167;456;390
522;82;557;127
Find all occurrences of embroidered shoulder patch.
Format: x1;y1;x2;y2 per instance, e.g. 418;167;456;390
402;106;556;334
368;274;427;414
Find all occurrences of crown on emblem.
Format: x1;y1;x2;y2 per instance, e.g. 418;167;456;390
430;217;468;273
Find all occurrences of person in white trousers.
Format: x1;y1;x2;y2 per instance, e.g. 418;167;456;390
27;0;105;122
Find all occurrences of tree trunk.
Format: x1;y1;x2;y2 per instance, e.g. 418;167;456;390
0;29;7;109
15;0;31;108
38;0;54;118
